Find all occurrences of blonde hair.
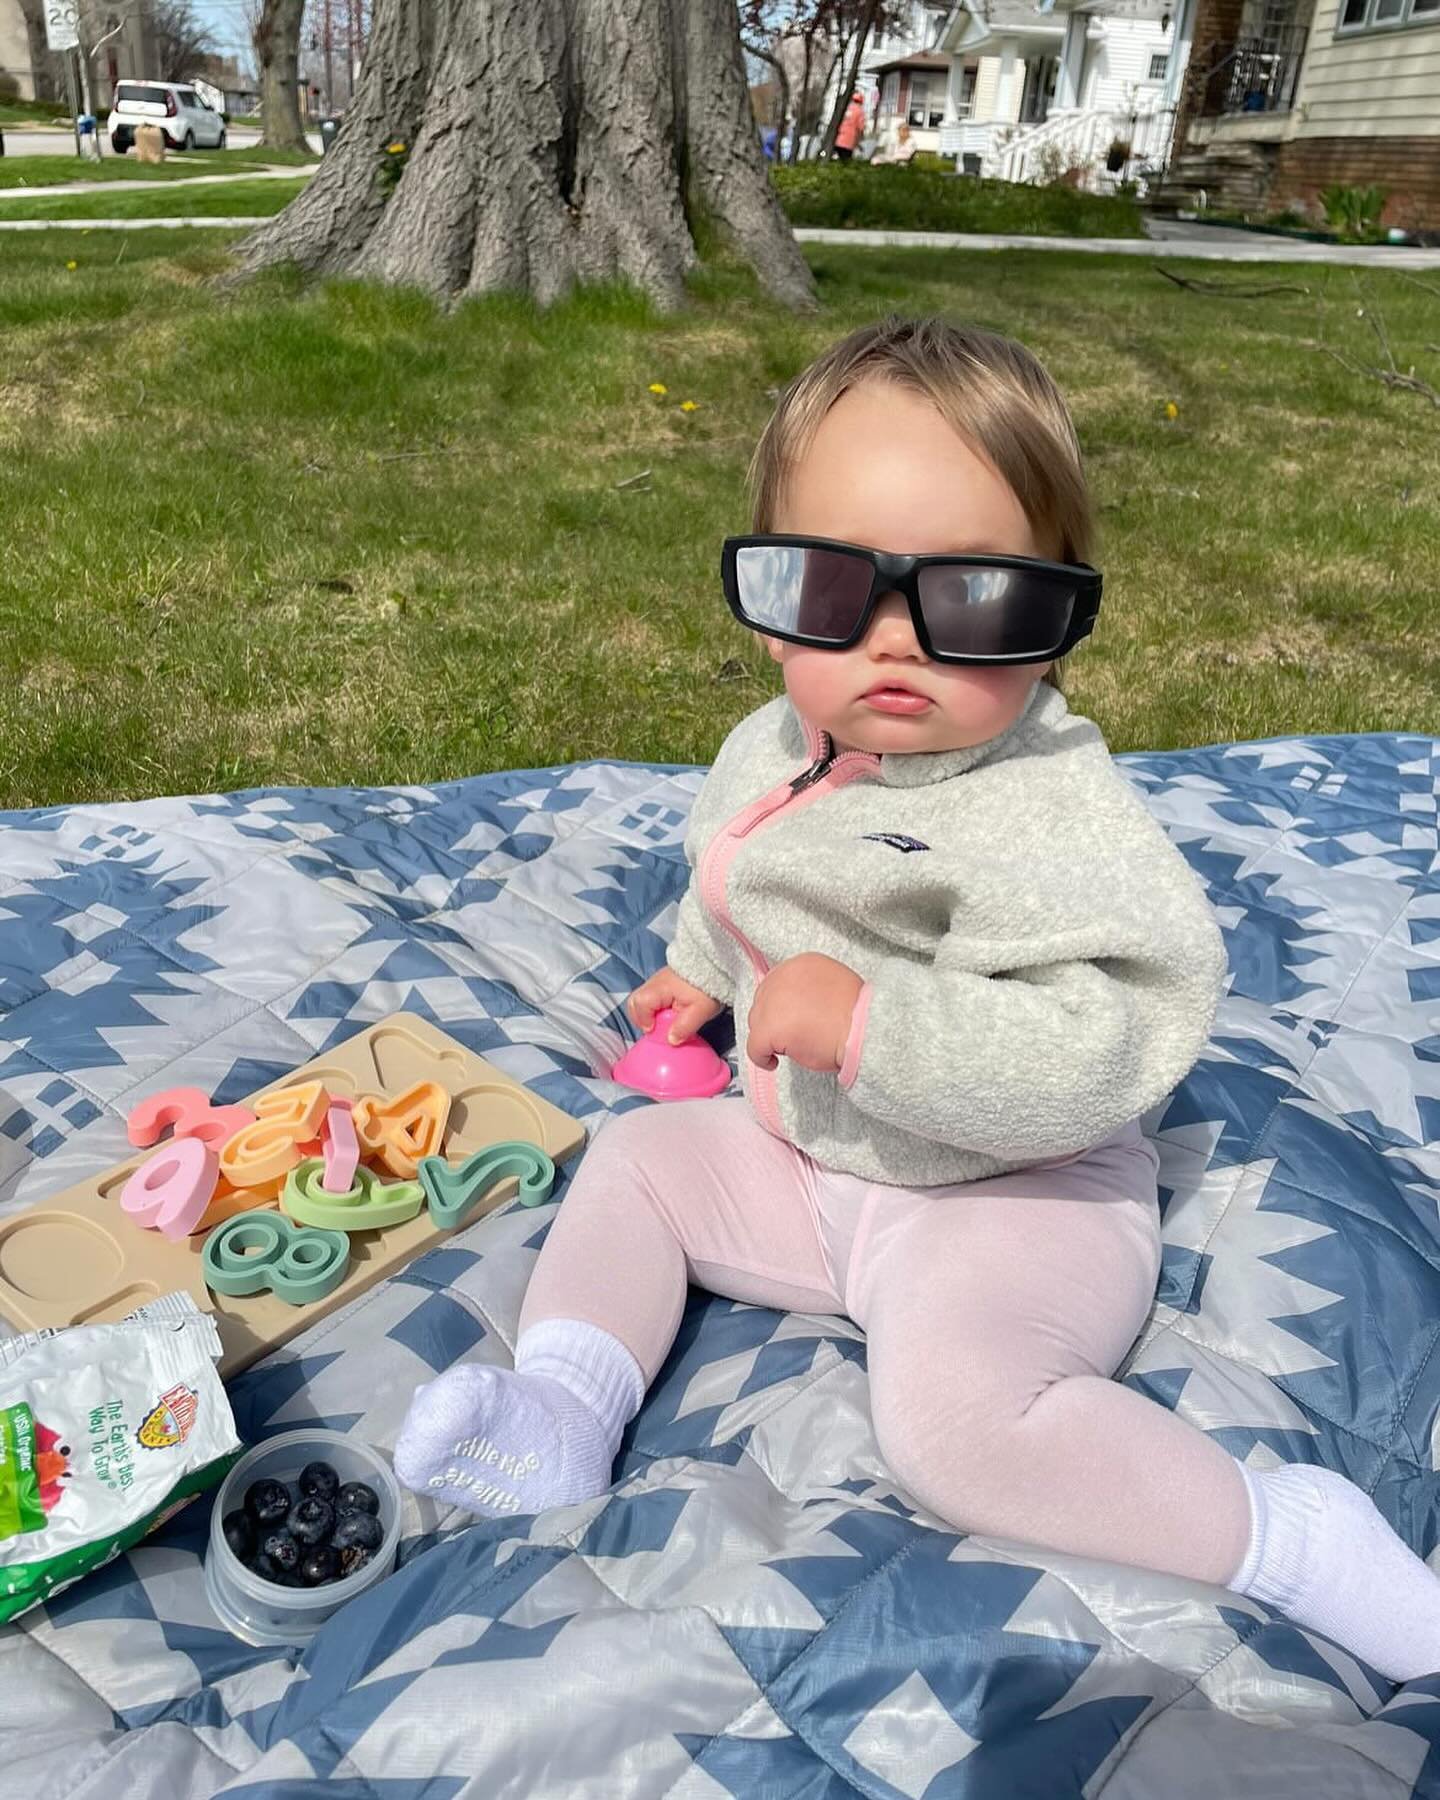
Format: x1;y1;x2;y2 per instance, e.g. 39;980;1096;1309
747;317;1094;687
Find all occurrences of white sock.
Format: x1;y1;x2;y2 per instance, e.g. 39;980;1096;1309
392;1319;644;1519
1232;1462;1440;1683
514;1316;646;1447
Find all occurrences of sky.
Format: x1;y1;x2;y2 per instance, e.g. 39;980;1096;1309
193;2;261;69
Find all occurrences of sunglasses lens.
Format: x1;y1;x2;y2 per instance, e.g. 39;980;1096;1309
916;564;1077;659
733;545;872;642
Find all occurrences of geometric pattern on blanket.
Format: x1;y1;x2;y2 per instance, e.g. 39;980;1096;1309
0;733;1438;1799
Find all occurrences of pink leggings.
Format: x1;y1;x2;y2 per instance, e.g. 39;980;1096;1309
520;1097;1252;1586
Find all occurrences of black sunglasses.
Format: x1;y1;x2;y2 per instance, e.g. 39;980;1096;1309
721;535;1102;665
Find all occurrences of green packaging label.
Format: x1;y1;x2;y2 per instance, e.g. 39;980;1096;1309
0;1404;46;1541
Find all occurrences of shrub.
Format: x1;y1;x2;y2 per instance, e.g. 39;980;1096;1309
1319;183;1388;240
770;161;1143;239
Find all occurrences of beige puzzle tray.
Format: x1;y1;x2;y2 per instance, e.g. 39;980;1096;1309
0;1013;587;1377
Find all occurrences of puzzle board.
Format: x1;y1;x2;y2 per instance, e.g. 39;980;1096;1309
0;1014;587;1377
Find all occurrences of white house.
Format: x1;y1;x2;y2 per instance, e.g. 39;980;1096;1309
825;0;1178;186
0;0;37;100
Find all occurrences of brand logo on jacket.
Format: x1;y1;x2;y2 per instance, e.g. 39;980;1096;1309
860;833;931;854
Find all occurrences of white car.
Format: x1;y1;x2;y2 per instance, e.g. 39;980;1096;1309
107;81;226;155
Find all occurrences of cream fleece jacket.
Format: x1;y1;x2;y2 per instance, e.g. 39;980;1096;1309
666;683;1226;1187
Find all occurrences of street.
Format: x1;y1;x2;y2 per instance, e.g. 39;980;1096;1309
0;126;322;157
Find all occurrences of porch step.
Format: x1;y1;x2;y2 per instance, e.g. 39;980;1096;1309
1150;139;1277;215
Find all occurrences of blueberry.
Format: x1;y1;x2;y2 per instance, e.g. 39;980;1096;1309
300;1543;341;1585
299;1460;340;1501
338;1544;373;1578
260;1530;302;1574
287;1494;336;1547
253;1550;305;1586
332;1508;384;1553
222;1508;256;1563
244;1478;292;1528
335;1481;379;1517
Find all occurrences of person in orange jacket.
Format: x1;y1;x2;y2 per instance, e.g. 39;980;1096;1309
833;89;867;160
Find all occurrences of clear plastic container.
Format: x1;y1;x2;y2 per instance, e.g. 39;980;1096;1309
204;1428;402;1646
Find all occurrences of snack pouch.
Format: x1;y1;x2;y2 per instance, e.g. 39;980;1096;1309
0;1293;240;1623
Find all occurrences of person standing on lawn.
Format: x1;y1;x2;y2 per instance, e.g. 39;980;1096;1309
833;89;867;161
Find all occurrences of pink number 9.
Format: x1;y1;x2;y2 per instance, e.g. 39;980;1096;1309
121;1137;220;1240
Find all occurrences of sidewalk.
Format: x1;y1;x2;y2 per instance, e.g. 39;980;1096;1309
0;217;268;229
4;214;1438;269
0;166;311;200
790;225;1440;271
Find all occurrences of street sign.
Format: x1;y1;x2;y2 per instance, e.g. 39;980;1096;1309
43;0;80;52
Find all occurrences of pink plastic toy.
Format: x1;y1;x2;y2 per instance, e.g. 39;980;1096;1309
321;1098;360;1195
611;1007;731;1102
127;1086;257;1151
120;1136;220;1240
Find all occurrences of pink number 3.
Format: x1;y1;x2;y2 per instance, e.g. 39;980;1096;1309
127;1086;257;1151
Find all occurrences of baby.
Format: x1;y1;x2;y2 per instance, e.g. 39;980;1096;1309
397;316;1440;1683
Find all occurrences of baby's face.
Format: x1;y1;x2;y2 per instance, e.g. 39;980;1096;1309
768;379;1049;755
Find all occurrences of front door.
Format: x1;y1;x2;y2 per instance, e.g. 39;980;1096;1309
1018;56;1059;124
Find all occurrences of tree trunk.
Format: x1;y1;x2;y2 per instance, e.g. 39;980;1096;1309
253;0;308;153
235;0;813;311
743;39;791;160
820;0;879;158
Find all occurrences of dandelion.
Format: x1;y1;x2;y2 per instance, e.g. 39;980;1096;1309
679;399;699;413
65;260;78;271
1164;401;1178;420
648;382;668;396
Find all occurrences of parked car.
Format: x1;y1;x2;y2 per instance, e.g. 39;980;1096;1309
107;81;226;154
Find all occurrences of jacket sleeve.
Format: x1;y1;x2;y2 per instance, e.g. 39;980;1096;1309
837;900;1226;1163
665;878;735;1005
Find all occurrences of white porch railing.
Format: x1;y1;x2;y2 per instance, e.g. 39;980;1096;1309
992;105;1176;191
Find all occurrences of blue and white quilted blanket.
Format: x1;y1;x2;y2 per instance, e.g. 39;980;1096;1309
1;734;1438;1800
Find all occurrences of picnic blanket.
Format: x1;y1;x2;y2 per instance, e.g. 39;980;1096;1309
1;733;1438;1800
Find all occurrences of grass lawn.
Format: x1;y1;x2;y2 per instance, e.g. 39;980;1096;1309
0;147;317;189
0;177;307;219
0;96;71;126
0;229;1436;809
772;163;1144;238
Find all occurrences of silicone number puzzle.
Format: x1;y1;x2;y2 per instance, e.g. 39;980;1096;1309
0;1014;587;1377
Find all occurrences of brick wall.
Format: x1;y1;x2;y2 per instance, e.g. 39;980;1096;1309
1173;0;1249;151
1272;136;1440;229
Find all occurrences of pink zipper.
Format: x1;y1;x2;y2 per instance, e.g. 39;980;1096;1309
698;729;879;1137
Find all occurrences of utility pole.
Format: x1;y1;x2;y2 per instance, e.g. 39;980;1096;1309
322;0;334;116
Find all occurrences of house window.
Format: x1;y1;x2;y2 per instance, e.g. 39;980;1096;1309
906;72;945;127
1338;0;1435;28
880;71;900;116
1148;51;1169;77
957;64;978;115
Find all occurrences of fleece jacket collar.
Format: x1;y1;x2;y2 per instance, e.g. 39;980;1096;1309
784;680;1057;790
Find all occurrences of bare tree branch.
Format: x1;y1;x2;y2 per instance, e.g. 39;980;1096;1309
1153;265;1310;299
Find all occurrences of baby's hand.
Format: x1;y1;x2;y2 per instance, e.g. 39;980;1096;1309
746;954;863;1075
629;969;724;1046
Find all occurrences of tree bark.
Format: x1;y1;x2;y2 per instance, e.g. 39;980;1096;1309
235;0;813;311
253;0;308;153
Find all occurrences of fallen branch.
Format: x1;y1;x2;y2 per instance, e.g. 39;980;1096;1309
1315;343;1440;409
1154;265;1310;299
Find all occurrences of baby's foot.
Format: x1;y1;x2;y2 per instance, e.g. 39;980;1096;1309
394;1364;616;1518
